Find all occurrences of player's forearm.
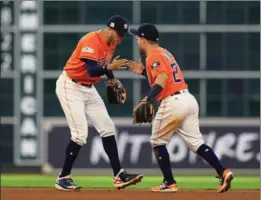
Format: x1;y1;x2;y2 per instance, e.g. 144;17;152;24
147;84;163;102
140;55;147;78
147;72;168;102
84;59;109;77
105;70;115;79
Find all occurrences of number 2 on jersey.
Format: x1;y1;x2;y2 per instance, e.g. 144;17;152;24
170;62;181;83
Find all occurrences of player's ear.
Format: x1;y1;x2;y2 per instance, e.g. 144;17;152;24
141;38;145;45
107;28;113;37
107;29;111;37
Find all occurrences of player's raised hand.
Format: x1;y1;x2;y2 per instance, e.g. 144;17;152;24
107;55;128;70
127;59;144;75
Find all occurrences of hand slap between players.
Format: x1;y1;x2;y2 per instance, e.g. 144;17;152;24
107;55;128;70
127;59;144;75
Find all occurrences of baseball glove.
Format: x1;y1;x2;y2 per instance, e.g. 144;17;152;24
133;97;155;124
106;79;127;105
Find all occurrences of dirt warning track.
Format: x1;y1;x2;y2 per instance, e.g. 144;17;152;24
2;188;260;200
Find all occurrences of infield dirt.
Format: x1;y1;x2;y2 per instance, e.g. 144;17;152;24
2;188;260;200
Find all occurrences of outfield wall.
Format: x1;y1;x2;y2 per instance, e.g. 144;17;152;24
1;117;259;176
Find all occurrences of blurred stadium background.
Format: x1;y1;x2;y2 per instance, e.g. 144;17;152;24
1;0;260;179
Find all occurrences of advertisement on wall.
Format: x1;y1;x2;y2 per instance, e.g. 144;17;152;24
13;0;43;166
47;125;260;169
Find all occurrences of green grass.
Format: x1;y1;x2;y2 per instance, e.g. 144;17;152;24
1;174;260;190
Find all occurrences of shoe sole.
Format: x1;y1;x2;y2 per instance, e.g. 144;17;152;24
55;184;81;192
115;174;144;190
218;172;233;193
151;188;178;193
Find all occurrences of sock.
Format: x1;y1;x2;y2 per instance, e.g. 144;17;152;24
59;140;82;178
153;145;176;185
102;135;122;176
197;144;225;177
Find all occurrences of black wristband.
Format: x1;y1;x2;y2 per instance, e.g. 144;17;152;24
147;84;163;102
103;65;108;72
105;69;115;79
141;68;147;77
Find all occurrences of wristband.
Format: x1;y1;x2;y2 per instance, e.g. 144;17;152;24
147;84;163;102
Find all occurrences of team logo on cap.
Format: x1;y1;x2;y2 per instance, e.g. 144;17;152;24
124;24;128;29
110;22;115;28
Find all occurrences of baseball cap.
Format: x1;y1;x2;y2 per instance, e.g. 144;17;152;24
128;23;159;42
107;15;129;37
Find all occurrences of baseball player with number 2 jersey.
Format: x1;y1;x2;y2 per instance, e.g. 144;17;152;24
128;23;233;193
55;15;143;192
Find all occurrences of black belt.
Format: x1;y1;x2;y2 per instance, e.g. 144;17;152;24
171;91;183;96
160;90;188;103
72;79;93;88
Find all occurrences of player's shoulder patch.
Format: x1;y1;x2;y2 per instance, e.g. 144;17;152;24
151;61;160;70
82;47;94;53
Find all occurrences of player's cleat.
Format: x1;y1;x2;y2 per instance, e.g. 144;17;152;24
113;169;143;190
55;175;81;192
151;181;178;192
216;169;234;193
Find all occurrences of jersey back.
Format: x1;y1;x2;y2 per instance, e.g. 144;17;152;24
146;47;188;101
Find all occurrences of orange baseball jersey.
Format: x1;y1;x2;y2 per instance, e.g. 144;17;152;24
146;47;188;101
64;30;116;84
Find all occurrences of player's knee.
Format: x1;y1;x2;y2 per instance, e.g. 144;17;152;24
101;131;115;137
71;135;87;146
151;138;168;148
189;139;205;152
100;120;116;137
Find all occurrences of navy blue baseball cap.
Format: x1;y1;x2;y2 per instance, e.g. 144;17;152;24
107;15;129;37
129;23;159;42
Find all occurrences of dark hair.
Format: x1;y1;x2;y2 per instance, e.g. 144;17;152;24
147;40;159;45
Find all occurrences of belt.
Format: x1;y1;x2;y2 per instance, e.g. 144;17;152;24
72;79;93;88
170;89;188;96
159;89;188;103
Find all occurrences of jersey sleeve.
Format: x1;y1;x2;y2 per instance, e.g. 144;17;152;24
146;55;168;80
79;37;99;61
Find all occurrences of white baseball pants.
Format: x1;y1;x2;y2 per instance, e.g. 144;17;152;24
55;71;115;146
151;90;205;152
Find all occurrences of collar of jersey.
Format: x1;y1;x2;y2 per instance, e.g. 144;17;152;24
146;47;162;58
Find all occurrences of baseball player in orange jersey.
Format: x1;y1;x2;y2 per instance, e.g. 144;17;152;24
55;15;143;191
128;23;233;193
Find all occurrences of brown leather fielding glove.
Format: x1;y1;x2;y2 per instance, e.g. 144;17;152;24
133;96;155;124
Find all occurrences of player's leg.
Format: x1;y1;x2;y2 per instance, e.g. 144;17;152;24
54;73;88;191
150;98;186;192
176;92;233;193
85;87;143;189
